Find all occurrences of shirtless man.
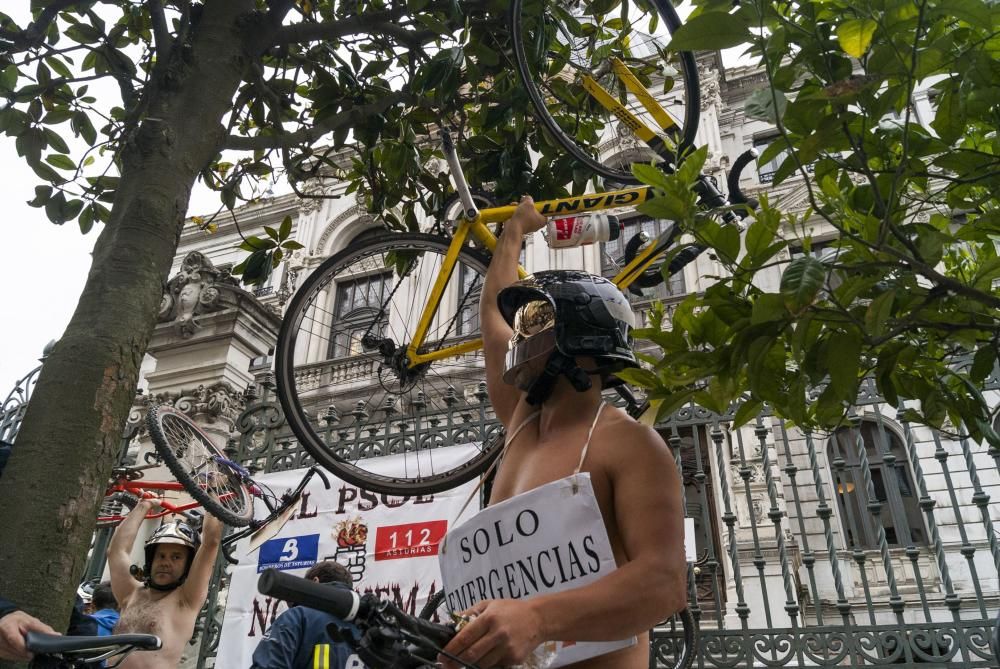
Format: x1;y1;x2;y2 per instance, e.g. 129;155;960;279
108;499;222;668
439;197;687;668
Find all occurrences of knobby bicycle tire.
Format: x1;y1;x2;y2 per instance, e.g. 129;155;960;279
147;406;254;527
96;491;141;528
275;232;506;495
511;0;700;186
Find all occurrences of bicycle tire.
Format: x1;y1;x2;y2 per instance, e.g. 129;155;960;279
147;406;255;527
511;0;700;186
275;232;505;495
674;607;698;669
96;491;141;528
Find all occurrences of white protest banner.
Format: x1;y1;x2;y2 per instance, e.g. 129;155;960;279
439;474;635;667
215;445;480;669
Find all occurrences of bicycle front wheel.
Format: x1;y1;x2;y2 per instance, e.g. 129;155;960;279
275;232;504;495
511;0;700;185
147;406;255;527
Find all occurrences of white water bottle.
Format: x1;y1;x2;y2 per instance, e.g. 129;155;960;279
543;213;623;248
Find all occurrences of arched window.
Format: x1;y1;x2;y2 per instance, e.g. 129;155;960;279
827;421;927;549
328;227;389;359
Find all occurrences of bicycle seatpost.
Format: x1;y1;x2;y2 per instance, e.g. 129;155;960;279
439;130;480;221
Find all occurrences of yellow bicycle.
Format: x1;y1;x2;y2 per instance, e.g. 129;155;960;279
273;0;757;496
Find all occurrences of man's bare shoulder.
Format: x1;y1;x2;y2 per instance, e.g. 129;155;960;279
598;406;670;455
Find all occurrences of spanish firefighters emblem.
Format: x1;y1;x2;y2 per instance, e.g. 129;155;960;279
333;516;368;582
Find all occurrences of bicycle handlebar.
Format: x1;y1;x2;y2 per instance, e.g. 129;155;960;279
258;569;463;669
258;568;366;621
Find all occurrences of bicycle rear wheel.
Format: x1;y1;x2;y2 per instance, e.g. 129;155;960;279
511;0;700;185
147;406;255;527
275;232;504;495
96;491;141;528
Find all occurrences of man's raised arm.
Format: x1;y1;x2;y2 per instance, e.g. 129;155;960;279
479;197;547;427
179;514;222;610
108;499;154;606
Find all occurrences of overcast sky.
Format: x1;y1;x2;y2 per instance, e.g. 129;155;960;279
0;137;224;398
0;7;229;398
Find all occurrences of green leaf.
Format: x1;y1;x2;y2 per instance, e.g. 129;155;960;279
780;255;825;314
78;205;94;234
631;163;671;191
0;65;18;92
278;215;292;240
745;88;788;123
836;19;877;59
264;225;280;240
45;153;76;171
864;289;895;338
827;329;862;401
239;235;276;251
732;400;764;429
668;11;752;51
615;367;659;389
27;185;52;207
751;293;789;324
970;345;996;383
281;240;305;250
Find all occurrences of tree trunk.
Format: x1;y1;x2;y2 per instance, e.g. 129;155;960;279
0;2;257;661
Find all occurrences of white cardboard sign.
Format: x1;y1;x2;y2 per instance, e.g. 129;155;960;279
439;474;636;667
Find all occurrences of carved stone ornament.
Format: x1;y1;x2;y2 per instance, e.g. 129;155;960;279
698;63;722;112
131;382;246;430
297;180;331;214
158;251;243;337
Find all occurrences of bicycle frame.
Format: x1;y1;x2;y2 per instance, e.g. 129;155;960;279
100;478;209;525
405;55;688;369
405;171;679;368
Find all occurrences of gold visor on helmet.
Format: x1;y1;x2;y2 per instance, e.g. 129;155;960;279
503;300;557;388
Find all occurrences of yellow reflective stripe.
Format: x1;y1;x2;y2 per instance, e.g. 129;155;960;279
313;644;330;669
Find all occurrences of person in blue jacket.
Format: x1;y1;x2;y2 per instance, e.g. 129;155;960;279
250;560;363;669
89;582;120;636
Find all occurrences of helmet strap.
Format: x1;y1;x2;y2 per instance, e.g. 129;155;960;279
525;353;593;406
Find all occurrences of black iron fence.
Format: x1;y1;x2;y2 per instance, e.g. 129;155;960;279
56;365;1000;668
175;369;998;668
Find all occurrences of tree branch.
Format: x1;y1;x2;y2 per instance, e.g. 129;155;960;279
223;90;414;151
0;0;83;52
271;10;413;45
147;0;174;61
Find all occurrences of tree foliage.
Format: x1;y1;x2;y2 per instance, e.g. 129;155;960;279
628;0;1000;445
0;0;681;636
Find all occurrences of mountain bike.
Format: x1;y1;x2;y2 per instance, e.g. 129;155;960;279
273;0;757;496
25;631;160;668
259;568;697;669
96;405;329;563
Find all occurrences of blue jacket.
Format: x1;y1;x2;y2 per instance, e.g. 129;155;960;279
91;608;119;636
250;605;362;669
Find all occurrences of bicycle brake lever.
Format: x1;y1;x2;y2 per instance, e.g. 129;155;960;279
311;466;331;489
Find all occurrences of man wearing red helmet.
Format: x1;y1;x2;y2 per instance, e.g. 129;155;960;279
108;499;222;668
440;197;687;669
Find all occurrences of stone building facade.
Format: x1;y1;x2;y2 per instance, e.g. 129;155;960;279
125;55;1000;667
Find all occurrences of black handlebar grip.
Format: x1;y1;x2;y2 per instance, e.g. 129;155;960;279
258;569;365;621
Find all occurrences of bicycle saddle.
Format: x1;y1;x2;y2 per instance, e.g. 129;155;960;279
25;631;162;654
